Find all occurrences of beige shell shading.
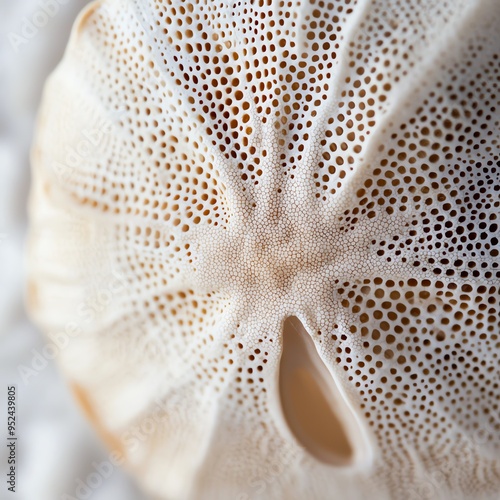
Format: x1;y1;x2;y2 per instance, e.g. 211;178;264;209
27;0;500;498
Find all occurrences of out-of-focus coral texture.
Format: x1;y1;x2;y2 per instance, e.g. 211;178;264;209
0;2;142;498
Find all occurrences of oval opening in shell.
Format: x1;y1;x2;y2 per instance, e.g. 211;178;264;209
278;316;371;467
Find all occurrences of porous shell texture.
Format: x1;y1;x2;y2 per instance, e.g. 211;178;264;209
28;0;500;499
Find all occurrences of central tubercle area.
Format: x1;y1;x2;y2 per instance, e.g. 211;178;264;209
193;216;336;297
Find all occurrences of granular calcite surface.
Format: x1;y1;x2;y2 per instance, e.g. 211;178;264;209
27;0;500;499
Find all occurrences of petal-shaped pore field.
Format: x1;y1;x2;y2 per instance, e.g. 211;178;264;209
28;0;500;499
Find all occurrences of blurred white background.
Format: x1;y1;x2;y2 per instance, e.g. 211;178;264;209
0;1;143;498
